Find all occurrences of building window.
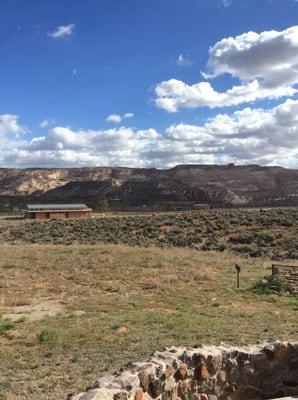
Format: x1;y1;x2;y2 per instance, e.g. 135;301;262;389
46;213;50;219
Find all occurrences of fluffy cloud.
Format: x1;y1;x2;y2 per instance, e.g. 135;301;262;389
156;26;298;112
39;120;50;129
1;99;297;168
48;24;75;39
106;114;122;124
5;126;158;168
0;115;28;163
0;114;26;138
205;25;298;86
155;79;295;112
152;99;298;166
39;119;54;129
106;113;135;124
123;113;134;119
176;54;193;67
39;119;56;129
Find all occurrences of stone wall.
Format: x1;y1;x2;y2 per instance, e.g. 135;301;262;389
69;341;298;400
272;264;298;295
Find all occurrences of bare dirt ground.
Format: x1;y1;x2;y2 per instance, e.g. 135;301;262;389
2;300;65;322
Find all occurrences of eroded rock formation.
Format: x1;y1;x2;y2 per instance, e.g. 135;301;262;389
69;341;298;400
1;164;298;207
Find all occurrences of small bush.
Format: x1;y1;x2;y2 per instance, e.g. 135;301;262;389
0;319;14;335
228;234;254;244
256;232;275;244
252;275;290;295
37;329;59;344
218;244;226;252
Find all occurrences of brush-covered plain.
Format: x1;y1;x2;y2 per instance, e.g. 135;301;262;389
0;208;297;259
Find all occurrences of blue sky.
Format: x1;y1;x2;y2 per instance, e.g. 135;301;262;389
0;0;298;168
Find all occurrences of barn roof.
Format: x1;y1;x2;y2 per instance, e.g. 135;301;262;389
26;204;89;210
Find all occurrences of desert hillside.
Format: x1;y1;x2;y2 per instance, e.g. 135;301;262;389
0;164;297;207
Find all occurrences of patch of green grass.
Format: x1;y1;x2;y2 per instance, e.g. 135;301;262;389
37;329;59;344
0;319;14;335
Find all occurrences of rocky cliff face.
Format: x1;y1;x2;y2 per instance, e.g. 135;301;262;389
69;341;298;400
0;165;297;207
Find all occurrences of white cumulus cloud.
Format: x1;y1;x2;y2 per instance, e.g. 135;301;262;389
1;99;298;168
48;24;75;39
155;25;298;112
39;120;49;129
123;113;134;119
39;119;56;129
0;114;26;138
106;114;122;124
155;78;295;112
106;113;135;124
205;25;298;86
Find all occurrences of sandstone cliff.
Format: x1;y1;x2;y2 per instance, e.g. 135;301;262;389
0;164;297;207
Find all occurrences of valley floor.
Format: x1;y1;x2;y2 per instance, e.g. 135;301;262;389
0;244;297;399
1;208;297;259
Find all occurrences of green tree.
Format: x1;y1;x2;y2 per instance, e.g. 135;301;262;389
95;199;109;213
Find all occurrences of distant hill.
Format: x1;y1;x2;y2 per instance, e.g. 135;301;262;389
0;164;297;209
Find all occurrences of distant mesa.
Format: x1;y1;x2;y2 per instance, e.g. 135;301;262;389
0;164;297;209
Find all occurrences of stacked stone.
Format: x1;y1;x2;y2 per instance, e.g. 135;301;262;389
69;341;298;400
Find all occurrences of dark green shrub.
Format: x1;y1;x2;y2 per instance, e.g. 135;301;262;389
95;199;109;213
252;275;290;295
0;319;14;335
248;246;264;258
218;244;226;252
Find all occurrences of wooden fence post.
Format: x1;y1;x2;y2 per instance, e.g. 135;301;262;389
235;264;241;288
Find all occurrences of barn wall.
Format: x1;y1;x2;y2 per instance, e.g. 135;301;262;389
49;212;66;220
68;211;91;219
29;210;91;220
35;212;47;220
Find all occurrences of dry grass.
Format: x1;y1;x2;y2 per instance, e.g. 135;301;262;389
0;243;297;399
